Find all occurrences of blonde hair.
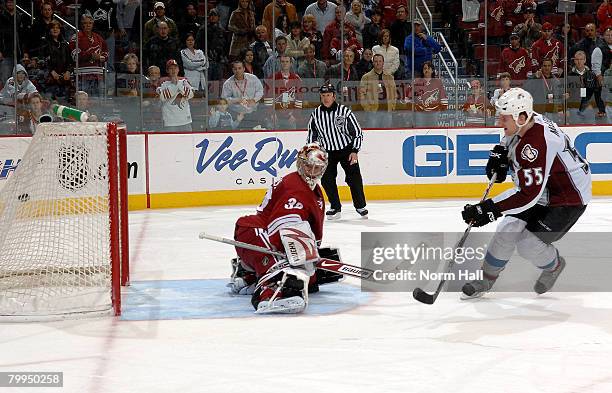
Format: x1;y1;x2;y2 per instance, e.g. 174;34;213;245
302;14;317;30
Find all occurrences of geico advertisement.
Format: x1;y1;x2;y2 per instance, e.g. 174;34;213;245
0;135;147;194
402;127;612;181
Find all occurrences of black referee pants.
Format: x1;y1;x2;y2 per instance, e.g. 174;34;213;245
321;147;366;211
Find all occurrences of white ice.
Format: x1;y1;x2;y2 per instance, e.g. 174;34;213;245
2;198;612;393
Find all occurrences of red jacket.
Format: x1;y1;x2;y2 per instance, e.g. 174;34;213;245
500;46;533;83
597;3;612;34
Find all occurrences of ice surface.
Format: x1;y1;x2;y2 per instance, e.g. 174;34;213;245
2;198;612;393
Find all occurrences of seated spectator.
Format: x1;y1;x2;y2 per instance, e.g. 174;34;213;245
567;50;606;121
359;53;396;128
499;32;532;86
1;64;38;104
263;0;298;39
321;6;345;62
512;4;541;49
304;0;337;34
324;48;360;101
221;60;264;129
145;21;182;77
82;0;117;68
180;33;208;93
145;66;162;92
405;61;447;127
209;98;243;130
404;19;441;78
143;2;178;44
531;22;564;76
156;59;195;131
75;90;99;122
330;23;363;62
18;92;50;134
362;8;383;49
40;20;73;100
462;79;492;127
478;0;507;46
249;25;273;76
355;48;373;78
274;14;291;40
381;0;405;25
69;14;108;97
345;0;370;44
524;57;565;123
286;21;310;59
263;54;303;129
241;47;263;79
490;72;512;120
302;15;324;58
297;43;327;81
372;29;400;78
197;9;227;81
176;3;203;42
263;36;297;78
506;0;537;30
596;0;612;34
228;0;256;60
116;53;140;97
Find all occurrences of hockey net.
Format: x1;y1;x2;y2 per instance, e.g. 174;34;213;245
0;122;129;321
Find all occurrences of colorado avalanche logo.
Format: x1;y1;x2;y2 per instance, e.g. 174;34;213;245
521;144;539;162
509;56;526;73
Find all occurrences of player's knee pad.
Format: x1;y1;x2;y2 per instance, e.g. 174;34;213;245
516;231;557;268
486;216;527;262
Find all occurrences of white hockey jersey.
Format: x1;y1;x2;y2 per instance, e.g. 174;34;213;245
492;114;592;215
157;77;194;127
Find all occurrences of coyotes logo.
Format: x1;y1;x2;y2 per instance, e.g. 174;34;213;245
544;45;560;65
509;56;526;74
418;89;440;111
490;5;503;21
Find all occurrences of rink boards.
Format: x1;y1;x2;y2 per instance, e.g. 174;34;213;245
1;126;611;209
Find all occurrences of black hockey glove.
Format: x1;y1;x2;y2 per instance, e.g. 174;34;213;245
462;199;502;227
486;145;509;183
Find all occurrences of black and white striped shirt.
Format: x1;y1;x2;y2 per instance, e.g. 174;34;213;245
307;102;363;152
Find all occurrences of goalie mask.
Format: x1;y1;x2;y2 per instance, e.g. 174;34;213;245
296;143;328;190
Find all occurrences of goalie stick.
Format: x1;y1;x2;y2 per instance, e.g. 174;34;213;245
412;172;497;305
199;232;375;281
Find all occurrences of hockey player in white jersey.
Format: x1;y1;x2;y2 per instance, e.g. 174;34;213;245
461;88;591;298
157;59;194;131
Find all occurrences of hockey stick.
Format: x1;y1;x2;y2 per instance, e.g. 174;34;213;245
199;232;375;281
412;172;497;305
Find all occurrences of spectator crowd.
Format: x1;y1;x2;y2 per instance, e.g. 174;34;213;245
0;0;609;132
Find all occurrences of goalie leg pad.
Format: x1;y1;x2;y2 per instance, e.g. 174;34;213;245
252;272;307;314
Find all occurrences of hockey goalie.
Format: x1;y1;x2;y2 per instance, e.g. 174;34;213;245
230;143;342;314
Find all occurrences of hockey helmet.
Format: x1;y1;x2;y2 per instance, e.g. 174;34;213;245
495;87;534;128
297;143;328;190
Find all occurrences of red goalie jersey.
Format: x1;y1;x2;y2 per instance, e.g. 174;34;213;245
234;172;325;276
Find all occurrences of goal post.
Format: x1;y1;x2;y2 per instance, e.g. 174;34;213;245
0;122;129;321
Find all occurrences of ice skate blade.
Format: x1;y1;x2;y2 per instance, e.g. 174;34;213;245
326;212;341;221
256;296;306;314
460;292;486;301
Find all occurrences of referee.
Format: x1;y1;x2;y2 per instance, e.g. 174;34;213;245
307;83;367;220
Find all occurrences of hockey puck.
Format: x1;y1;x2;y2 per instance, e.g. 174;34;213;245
17;193;30;202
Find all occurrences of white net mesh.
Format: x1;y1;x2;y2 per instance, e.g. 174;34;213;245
0;123;117;319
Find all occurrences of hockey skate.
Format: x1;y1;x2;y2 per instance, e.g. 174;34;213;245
227;258;257;295
326;208;341;220
356;208;368;219
534;255;566;294
461;273;498;300
253;272;307;314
